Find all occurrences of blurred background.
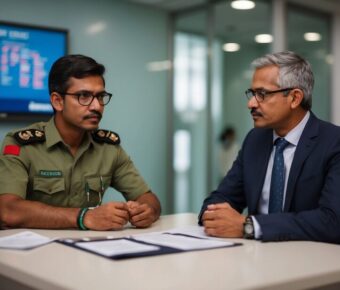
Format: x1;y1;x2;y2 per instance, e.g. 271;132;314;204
1;0;339;215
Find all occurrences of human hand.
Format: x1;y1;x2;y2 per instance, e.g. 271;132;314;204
127;201;157;228
202;203;246;238
83;202;129;230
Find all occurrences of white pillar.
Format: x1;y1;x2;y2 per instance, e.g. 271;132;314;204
331;13;340;125
272;0;286;52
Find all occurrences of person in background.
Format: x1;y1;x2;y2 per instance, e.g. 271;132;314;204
218;126;239;179
0;54;161;231
199;51;340;243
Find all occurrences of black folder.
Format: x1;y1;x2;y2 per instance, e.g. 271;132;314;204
57;233;242;260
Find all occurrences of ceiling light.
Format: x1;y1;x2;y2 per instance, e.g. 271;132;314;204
304;32;321;42
86;22;107;35
222;43;240;52
146;60;172;72
231;0;255;10
255;34;273;43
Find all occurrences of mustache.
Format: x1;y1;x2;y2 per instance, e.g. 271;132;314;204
83;111;102;120
250;108;263;117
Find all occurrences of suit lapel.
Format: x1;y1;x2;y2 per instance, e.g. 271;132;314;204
249;131;273;214
284;113;319;211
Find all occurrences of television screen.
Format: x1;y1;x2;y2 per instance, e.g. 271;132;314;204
0;21;68;120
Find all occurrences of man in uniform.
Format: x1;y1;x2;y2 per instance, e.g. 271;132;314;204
0;54;161;230
199;51;340;243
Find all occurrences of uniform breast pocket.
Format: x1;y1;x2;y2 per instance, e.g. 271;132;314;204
33;177;65;195
86;175;111;193
85;175;111;207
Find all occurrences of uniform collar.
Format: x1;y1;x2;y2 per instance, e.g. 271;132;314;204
45;117;95;149
45;117;64;148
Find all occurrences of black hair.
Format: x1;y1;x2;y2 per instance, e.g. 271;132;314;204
48;54;105;94
219;126;235;142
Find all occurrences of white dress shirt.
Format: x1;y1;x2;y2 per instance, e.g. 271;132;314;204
252;111;310;239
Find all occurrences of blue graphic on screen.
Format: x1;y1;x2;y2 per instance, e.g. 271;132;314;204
0;23;67;115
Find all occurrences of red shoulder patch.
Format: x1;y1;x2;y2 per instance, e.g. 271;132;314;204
3;145;21;156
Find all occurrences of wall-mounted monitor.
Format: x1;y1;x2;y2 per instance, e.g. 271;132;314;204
0;21;68;121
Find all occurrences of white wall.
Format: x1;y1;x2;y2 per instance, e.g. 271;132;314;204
0;0;170;212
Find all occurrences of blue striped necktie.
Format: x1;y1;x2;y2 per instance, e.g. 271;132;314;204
269;138;290;213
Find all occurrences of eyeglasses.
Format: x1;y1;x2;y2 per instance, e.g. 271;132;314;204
245;88;294;102
59;91;112;106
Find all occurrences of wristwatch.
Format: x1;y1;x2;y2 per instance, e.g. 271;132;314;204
243;216;255;239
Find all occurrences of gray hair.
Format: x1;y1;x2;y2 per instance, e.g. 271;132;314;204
251;51;314;110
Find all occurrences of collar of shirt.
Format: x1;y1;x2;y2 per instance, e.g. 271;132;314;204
272;111;311;147
45;117;95;149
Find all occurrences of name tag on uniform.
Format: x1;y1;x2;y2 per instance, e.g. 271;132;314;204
39;170;63;177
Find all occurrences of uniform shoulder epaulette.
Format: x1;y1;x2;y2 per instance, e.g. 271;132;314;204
13;129;46;145
92;129;120;145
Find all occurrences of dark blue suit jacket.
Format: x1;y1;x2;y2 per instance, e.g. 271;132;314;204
199;112;340;243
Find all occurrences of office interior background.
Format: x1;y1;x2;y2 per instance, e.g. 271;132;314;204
1;0;340;215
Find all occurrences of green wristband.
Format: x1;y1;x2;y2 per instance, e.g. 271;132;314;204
77;208;89;230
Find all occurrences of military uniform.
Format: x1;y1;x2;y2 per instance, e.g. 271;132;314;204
0;118;150;208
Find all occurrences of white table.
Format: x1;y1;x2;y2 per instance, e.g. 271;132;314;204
1;213;340;290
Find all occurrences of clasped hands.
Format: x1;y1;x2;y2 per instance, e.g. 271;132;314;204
83;201;156;231
202;202;246;238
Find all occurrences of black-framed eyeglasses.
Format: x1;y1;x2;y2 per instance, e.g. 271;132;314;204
245;88;294;102
59;91;112;106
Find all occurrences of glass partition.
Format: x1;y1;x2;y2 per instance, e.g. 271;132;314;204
287;5;331;121
172;0;332;214
211;0;272;187
173;10;208;213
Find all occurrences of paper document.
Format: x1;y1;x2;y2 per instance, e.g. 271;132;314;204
0;231;54;250
75;239;160;257
58;226;239;259
132;233;234;250
165;225;213;239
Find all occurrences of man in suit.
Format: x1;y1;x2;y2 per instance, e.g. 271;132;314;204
199;51;340;243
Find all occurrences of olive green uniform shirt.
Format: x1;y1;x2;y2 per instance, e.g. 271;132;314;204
0;118;150;208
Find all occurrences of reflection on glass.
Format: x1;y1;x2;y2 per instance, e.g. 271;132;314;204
173;130;191;212
172;1;273;213
211;0;272;187
173;10;208;213
171;1;331;214
174;33;207;113
174;130;191;172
